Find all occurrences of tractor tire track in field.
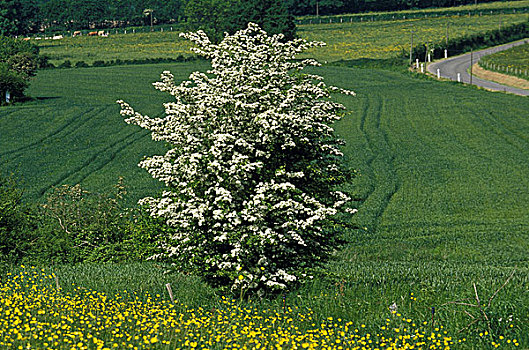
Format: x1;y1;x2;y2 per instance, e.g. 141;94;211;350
0;106;99;157
37;127;148;197
357;93;401;231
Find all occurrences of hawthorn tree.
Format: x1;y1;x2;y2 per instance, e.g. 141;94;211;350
119;23;356;294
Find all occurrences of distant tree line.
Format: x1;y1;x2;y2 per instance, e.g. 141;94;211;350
285;0;526;16
0;0;526;36
0;0;183;35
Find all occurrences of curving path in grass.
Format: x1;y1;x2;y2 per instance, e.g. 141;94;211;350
427;39;529;96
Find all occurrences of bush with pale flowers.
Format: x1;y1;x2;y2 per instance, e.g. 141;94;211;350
118;23;357;294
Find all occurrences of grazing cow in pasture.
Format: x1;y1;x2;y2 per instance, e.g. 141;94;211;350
98;30;104;36
88;31;98;36
53;35;63;40
73;31;82;36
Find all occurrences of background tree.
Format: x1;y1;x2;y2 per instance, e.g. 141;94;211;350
233;0;296;41
0;0;40;35
184;0;296;42
41;0;72;30
184;0;238;42
0;0;19;36
118;23;356;294
0;35;40;103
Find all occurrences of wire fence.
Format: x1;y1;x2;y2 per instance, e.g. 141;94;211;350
295;7;529;25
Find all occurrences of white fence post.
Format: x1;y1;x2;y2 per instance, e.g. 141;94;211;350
437;68;440;79
421;63;424;73
457;73;461;82
444;49;448;59
5;91;10;103
416;59;419;69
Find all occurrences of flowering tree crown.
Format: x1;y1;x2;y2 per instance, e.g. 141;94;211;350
118;23;356;293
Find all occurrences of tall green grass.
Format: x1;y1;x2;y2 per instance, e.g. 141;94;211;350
1;63;528;346
0;62;208;204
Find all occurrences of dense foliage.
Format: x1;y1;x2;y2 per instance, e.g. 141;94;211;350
0;174;167;264
2;0;527;35
0;35;41;103
119;23;356;293
286;0;527;15
184;0;296;42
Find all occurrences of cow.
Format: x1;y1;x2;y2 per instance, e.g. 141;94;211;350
88;31;98;36
98;30;105;36
73;31;82;36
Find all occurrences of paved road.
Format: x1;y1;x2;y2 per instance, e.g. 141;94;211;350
427;39;529;96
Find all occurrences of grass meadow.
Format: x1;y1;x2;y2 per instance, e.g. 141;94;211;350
480;42;529;79
3;2;529;346
34;11;529;65
297;12;529;61
1;60;529;348
36;31;194;67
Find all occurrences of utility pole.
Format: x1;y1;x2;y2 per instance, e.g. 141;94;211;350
143;9;154;31
316;1;319;17
445;22;449;46
409;30;414;66
470;49;473;85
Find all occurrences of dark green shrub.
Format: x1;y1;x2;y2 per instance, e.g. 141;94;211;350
0;175;36;263
58;60;72;68
7;52;38;79
37;55;54;69
92;60;107;67
121;207;172;262
75;61;89;68
37;180;128;263
0;62;28;104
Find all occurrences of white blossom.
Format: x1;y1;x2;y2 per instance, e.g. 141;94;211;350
119;23;357;293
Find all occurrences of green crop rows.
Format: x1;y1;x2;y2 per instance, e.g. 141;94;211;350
0;62;208;205
1;63;528;347
3;4;529;345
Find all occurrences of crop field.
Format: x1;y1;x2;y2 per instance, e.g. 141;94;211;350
1;61;529;348
33;12;529;65
297;12;529;61
34;31;194;67
0;62;208;204
480;42;529;79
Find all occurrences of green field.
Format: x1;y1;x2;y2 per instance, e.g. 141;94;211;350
298;12;528;61
1;62;528;347
34;11;529;65
480;41;529;79
35;31;194;67
0;62;208;204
